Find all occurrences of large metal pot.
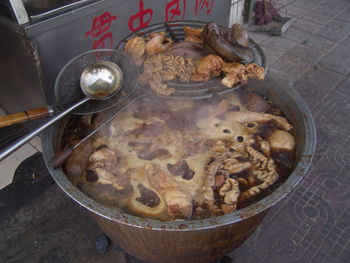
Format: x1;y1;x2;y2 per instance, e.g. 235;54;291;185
42;75;316;263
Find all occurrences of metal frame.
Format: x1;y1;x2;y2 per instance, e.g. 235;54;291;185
8;0;29;24
244;0;258;25
229;0;245;26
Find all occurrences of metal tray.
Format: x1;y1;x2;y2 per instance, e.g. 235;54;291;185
116;20;267;100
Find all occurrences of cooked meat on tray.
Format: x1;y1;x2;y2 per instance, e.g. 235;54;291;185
124;22;265;96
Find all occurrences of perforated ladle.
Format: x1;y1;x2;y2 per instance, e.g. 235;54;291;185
0;61;124;161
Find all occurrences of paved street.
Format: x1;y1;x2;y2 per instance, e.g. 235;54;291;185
231;0;350;262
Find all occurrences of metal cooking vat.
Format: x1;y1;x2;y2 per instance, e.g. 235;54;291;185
42;75;316;263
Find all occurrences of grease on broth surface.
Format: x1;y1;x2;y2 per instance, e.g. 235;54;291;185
63;90;296;221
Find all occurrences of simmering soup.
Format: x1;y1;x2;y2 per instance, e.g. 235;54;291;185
63;89;295;221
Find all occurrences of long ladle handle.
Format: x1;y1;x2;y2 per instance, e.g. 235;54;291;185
0;97;90;161
49;95;145;169
0;107;54;128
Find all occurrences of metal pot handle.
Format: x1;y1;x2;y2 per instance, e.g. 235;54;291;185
0;97;89;161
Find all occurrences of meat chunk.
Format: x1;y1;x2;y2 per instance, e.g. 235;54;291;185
167;160;187;175
239;91;271;113
125;36;146;59
183;25;203;37
185;35;202;44
221;73;241;88
222;158;251;174
136;184;161;208
221;204;236;214
137;148;170;161
219;178;240;206
211;99;239;117
167;160;195;180
145;32;169;56
239;144;278;201
220;63;265;88
126;121;172;160
89;147;119;170
127;180;166;220
145;164;193;220
267;130;296;151
91;169;131;190
256;136;271;157
195;54;224;79
88;147;131;190
164;107;198;130
227;111;293;131
126;122;165;137
246;63;265;80
164;41;208;59
191;73;211;82
82;183;131;206
149;81;175;96
214;174;227;189
64;140;93;184
184;139;210;158
222;62;246;75
202;158;223;202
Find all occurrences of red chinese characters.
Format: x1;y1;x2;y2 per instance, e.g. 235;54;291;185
165;0;186;22
85;12;117;49
195;0;214;15
128;0;154;32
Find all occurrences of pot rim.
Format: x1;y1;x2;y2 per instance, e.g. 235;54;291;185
42;76;316;232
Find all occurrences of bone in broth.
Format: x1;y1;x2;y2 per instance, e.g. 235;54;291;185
63;90;296;221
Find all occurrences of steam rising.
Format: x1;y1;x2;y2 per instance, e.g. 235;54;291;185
63;86;296;221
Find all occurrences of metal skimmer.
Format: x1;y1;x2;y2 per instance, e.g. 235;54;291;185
54;49;139;114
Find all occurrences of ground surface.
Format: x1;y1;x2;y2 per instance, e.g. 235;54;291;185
1;0;350;262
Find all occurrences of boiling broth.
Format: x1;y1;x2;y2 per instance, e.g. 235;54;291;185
62;90;296;221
